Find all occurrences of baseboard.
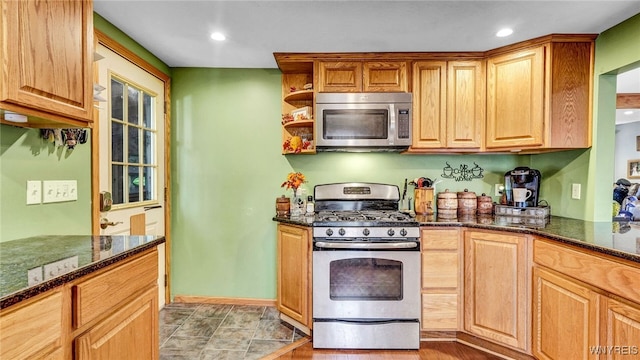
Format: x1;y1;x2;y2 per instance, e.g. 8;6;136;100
172;295;277;307
420;330;456;341
262;336;311;359
280;313;311;335
456;332;535;360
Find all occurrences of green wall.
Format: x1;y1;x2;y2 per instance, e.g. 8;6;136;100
0;14;169;243
0;126;92;242
170;67;530;300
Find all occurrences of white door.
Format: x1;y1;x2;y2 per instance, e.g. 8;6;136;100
96;43;166;307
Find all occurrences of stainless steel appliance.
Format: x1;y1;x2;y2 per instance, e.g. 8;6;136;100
504;167;541;207
315;92;412;151
312;182;421;349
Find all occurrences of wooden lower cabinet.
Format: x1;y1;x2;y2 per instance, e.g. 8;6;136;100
75;286;158;360
532;266;599;360
0;247;159;360
602;297;640;359
276;223;312;331
0;288;67;360
533;239;640;360
420;228;461;331
464;230;530;352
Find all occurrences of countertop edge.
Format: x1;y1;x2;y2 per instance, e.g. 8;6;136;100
0;237;166;310
273;216;640;264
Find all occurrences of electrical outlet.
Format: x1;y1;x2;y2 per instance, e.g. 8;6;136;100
494;184;504;196
571;183;581;200
27;266;43;286
26;180;42;205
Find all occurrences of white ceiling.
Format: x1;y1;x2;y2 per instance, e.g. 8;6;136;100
617;68;640;125
93;0;640;122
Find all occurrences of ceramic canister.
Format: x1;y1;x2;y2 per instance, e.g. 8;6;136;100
276;195;290;217
437;189;458;218
477;192;494;215
457;189;477;215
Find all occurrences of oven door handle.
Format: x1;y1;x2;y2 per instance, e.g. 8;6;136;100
314;241;418;250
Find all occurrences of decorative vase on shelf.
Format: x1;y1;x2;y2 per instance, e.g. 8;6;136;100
290;188;305;217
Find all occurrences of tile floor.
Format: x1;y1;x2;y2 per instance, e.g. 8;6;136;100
159;303;306;360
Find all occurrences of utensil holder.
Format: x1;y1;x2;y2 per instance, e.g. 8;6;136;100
414;188;434;215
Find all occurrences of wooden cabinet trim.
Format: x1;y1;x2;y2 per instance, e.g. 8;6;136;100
534;239;640;304
73;249;158;328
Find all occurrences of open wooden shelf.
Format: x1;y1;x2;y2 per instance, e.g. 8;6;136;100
283;119;314;130
284;90;313;103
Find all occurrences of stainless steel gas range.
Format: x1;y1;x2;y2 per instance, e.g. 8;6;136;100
311;182;421;350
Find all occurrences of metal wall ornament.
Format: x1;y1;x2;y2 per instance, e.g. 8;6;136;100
41;128;88;150
441;162;484;182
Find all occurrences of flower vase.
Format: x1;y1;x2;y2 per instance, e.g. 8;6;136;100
290;189;305;217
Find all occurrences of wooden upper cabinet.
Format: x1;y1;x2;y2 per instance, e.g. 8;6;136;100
411;60;484;151
486;47;545;149
0;0;94;127
318;61;407;92
486;39;594;151
363;61;407;92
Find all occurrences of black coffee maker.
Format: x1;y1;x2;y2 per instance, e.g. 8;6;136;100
504;167;541;207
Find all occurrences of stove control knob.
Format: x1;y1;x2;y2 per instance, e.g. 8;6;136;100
363;228;370;236
339;228;346;236
387;229;395;236
326;229;334;236
400;228;408;237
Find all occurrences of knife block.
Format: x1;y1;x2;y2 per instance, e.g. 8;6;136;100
414;188;434;215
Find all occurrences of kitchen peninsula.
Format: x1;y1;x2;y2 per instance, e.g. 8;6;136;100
0;235;165;359
275;214;640;359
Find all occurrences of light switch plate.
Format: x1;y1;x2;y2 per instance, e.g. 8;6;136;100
26;180;42;205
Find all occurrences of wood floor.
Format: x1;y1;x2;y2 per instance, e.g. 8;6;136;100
271;340;504;359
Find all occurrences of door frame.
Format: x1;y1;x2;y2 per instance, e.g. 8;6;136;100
91;29;172;303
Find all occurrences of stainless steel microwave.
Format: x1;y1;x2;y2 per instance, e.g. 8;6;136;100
315;92;412;151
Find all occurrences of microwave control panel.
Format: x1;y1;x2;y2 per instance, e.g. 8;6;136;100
397;109;410;139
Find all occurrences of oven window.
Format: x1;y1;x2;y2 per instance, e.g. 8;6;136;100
322;109;388;139
329;258;402;300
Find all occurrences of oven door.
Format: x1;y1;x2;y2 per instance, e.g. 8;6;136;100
312;249;420;320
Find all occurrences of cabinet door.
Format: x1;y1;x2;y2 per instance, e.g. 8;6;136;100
464;230;529;351
318;61;362;92
412;61;447;148
75;286;158;360
486;47;544;149
446;61;485;149
0;0;94;123
363;61;407;92
533;266;599;360
602;297;640;359
277;224;312;327
0;289;65;360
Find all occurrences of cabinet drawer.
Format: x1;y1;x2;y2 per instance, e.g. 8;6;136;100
73;250;158;328
422;252;458;289
421;293;457;329
421;229;459;250
0;289;63;360
534;239;640;304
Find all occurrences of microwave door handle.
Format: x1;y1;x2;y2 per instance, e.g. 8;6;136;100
388;104;396;142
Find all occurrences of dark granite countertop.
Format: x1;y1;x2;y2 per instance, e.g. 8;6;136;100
0;235;165;309
273;215;640;264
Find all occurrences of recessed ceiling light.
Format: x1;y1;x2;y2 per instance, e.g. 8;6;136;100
210;32;226;41
624;110;634;115
496;28;514;37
